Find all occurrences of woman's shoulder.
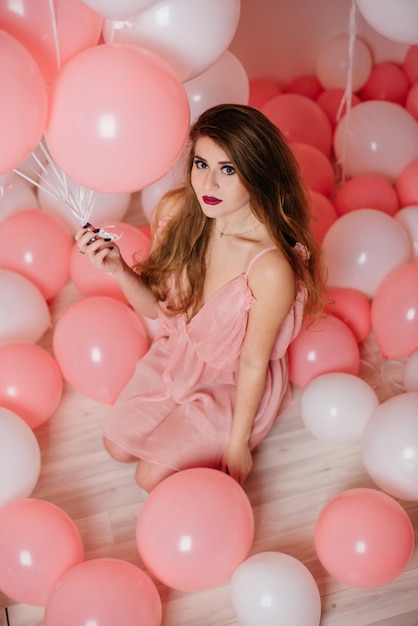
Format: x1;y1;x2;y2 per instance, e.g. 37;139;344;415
247;244;296;298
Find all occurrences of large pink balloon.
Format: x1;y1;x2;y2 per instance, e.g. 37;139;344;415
0;30;47;175
0;209;73;300
0;342;63;429
102;0;241;82
334;101;418;183
308;190;338;243
262;93;333;157
136;468;254;591
315;34;372;91
359;62;410;105
315;488;414;587
333;174;399;217
230;552;321;626
53;296;149;403
0;269;50;343
70;222;151;302
291;143;335;198
322;209;411;298
325;287;371;343
45;44;190;193
0;498;84;606
362;392;418;500
371;262;418;358
0;409;41;507
316;89;361;130
45;558;162;626
396;159;418;208
356;0;418;45
0;0;103;83
288;314;360;388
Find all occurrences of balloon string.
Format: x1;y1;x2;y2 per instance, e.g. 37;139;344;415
47;0;61;72
336;0;357;183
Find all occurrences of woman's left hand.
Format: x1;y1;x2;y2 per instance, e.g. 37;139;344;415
221;440;253;486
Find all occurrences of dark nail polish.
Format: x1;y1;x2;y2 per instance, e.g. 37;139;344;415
108;246;114;250
93;228;100;233
103;237;111;242
82;223;92;229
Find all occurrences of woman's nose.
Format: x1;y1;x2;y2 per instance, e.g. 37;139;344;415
204;169;219;189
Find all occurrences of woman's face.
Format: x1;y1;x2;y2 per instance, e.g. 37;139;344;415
190;136;250;219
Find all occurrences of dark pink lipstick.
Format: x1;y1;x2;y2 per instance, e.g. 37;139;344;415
203;195;222;205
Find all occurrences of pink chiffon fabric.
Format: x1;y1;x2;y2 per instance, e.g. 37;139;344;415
104;246;307;471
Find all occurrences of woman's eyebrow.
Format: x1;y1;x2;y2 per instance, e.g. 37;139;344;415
194;154;233;166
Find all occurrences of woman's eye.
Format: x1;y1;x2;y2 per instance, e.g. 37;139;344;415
194;159;207;169
222;165;235;175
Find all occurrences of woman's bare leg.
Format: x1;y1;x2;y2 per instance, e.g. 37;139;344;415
103;436;137;463
135;458;177;492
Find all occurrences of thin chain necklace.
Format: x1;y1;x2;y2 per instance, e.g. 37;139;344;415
214;221;263;238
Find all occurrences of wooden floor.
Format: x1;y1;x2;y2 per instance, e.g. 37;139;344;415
1;199;417;626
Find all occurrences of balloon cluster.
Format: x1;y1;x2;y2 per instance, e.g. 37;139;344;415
0;0;418;624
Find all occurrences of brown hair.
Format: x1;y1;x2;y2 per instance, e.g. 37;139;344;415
135;104;326;319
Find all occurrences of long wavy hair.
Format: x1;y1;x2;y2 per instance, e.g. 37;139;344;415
135;104;326;320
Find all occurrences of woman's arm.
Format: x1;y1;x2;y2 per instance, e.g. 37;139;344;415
221;250;297;484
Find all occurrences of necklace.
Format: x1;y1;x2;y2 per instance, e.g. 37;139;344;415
214;221;263;238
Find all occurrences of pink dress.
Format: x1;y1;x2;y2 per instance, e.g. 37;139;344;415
104;246;307;471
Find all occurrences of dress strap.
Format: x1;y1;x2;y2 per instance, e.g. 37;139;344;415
245;246;277;276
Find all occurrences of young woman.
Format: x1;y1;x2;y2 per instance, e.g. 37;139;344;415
75;104;325;491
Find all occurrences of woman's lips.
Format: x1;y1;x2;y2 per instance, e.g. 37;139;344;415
203;196;222;205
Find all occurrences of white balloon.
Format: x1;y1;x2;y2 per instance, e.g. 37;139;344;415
231;552;321;626
0;408;41;507
102;0;241;82
141;154;187;223
316;34;372;91
395;206;418;260
301;372;379;444
83;0;156;20
356;0;418;45
0;175;38;222
362;392;418;500
184;50;249;123
404;350;418;392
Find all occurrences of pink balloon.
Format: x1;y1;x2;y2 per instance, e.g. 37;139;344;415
0;342;63;429
136;468;254;591
0;0;103;83
334;101;418;183
45;44;190;193
308;190;338;243
45;558;162;626
314;488;414;587
0;498;84;606
362;392;418;500
248;78;281;111
315;34;372;91
316;88;361;130
53;296;149;403
70;222;151;302
396;159;418;207
371;262;418;358
403;45;418;84
291;143;335;198
325;287;371;343
0;209;73;300
262;93;333;157
333;174;399;217
359;62;410;105
284;75;324;100
287;314;360;388
395;206;418;259
0;30;47;174
0;269;50;343
406;81;418;122
102;0;241;82
322;209;411;298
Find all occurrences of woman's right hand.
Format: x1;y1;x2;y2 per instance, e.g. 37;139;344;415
74;224;126;275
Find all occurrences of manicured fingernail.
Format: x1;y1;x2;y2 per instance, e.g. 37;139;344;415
103;237;111;242
93;228;100;233
108;246;114;250
82;223;92;229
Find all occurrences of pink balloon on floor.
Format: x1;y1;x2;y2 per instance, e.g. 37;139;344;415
230;552;321;626
262;93;333;157
45;558;162;626
0;342;63;429
70;222;151;302
308;190;338;243
323;209;411;298
0;269;50;343
0;209;73;300
291;143;335;197
325;287;371;343
45;44;190;193
315;488;414;587
395;206;418;260
0;408;41;507
0;498;84;606
371;262;418;359
287;314;360;388
396;159;418;207
333;174;399;217
53;296;149;403
362;392;418;500
136;468;254;591
359;62;410;105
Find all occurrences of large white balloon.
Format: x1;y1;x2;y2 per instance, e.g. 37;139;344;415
230;551;321;626
103;0;241;82
301;372;379;444
83;0;156;20
362;392;418;500
404;350;418;392
356;0;418;45
316;34;372;91
0;408;41;507
395;206;418;260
